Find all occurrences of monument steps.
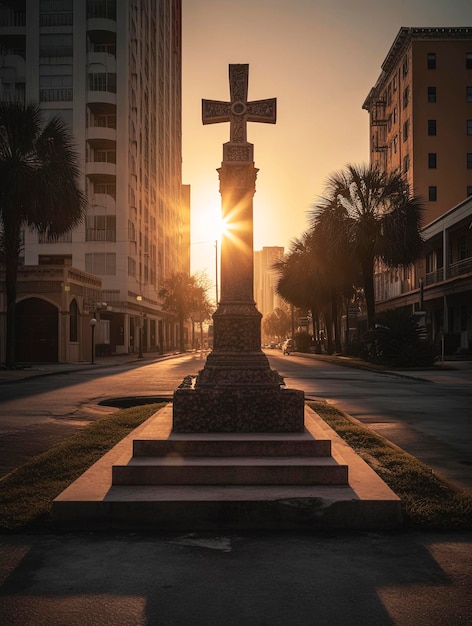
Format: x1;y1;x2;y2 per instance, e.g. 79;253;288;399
52;404;403;531
112;454;349;486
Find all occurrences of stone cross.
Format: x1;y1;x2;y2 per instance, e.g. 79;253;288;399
202;64;276;159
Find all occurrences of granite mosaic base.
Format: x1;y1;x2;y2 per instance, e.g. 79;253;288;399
172;386;305;432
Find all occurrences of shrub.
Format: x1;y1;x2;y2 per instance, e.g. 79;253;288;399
367;309;438;367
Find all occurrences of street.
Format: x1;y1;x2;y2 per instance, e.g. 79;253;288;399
0;350;471;491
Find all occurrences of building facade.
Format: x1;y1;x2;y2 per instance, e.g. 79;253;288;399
363;27;472;354
363;27;472;225
0;0;187;362
254;246;284;318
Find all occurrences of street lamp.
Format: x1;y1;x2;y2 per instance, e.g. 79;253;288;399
136;295;144;359
89;317;97;364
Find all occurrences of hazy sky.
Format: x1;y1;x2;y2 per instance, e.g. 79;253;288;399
182;0;472;283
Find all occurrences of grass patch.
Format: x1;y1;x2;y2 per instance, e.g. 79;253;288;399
309;401;472;530
0;403;165;533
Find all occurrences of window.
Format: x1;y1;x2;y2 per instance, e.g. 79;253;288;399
428;119;437;136
403;119;409;141
427;86;436;103
85;215;116;241
85;252;116;275
468;154;472;169
427;52;436;69
458;236;468;260
429;186;437;201
403;86;410;108
393;107;397;124
428;153;437;168
403;154;410;173
402;55;409;77
393;135;398;154
467;53;472;69
40;33;72;57
467;186;472;197
468;120;472;136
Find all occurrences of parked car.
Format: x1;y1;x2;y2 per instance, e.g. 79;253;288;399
282;339;295;355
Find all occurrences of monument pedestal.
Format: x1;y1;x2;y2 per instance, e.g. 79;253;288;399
173;300;305;432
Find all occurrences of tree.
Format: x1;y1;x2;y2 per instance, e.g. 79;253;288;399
158;271;207;352
262;307;291;343
190;271;214;349
0;102;86;367
312;163;424;330
273;231;356;353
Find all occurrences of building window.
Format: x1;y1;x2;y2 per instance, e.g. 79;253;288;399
403;119;409;141
88;72;117;93
467;87;472;103
468;153;472;169
402;86;410;108
427;52;436;69
467;186;472;197
85;252;116;275
467;53;472;69
403;154;410;173
402;55;409;77
128;257;136;277
428;186;437;201
427;86;436;103
85;215;116;242
393;135;398;154
428;153;437;168
468;120;472;136
428;119;437;136
393;107;397;124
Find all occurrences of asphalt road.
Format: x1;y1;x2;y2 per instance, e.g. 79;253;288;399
0;350;471;491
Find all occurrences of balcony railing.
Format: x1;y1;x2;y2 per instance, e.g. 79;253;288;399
425;268;444;285
449;257;472;278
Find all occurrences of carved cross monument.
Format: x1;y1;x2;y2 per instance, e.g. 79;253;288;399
173;64;304;433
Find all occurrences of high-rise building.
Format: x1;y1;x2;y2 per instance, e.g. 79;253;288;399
0;0;187;359
254;246;284;318
363;27;472;226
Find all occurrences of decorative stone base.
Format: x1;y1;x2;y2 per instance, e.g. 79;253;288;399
173;386;305;433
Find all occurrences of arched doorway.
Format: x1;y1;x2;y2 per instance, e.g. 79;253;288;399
16;298;58;362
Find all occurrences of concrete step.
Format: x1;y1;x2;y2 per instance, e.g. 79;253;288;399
133;438;332;457
112;455;348;486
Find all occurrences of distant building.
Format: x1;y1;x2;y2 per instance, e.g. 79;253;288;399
362;27;472;353
0;0;187;362
363;27;472;225
254;246;284;317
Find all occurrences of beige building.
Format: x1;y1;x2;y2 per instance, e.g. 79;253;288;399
363;27;472;225
0;0;188;362
254;246;284;317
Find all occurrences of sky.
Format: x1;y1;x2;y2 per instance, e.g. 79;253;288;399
182;0;472;286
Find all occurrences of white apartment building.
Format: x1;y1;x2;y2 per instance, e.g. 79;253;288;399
0;0;188;361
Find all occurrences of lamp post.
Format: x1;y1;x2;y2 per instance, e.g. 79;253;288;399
136;295;144;358
89;317;97;364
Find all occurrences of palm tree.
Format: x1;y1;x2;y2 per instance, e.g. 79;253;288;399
0;102;86;367
311;163;424;330
274;231;356;353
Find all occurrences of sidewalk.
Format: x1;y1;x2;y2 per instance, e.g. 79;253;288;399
0;350;179;383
